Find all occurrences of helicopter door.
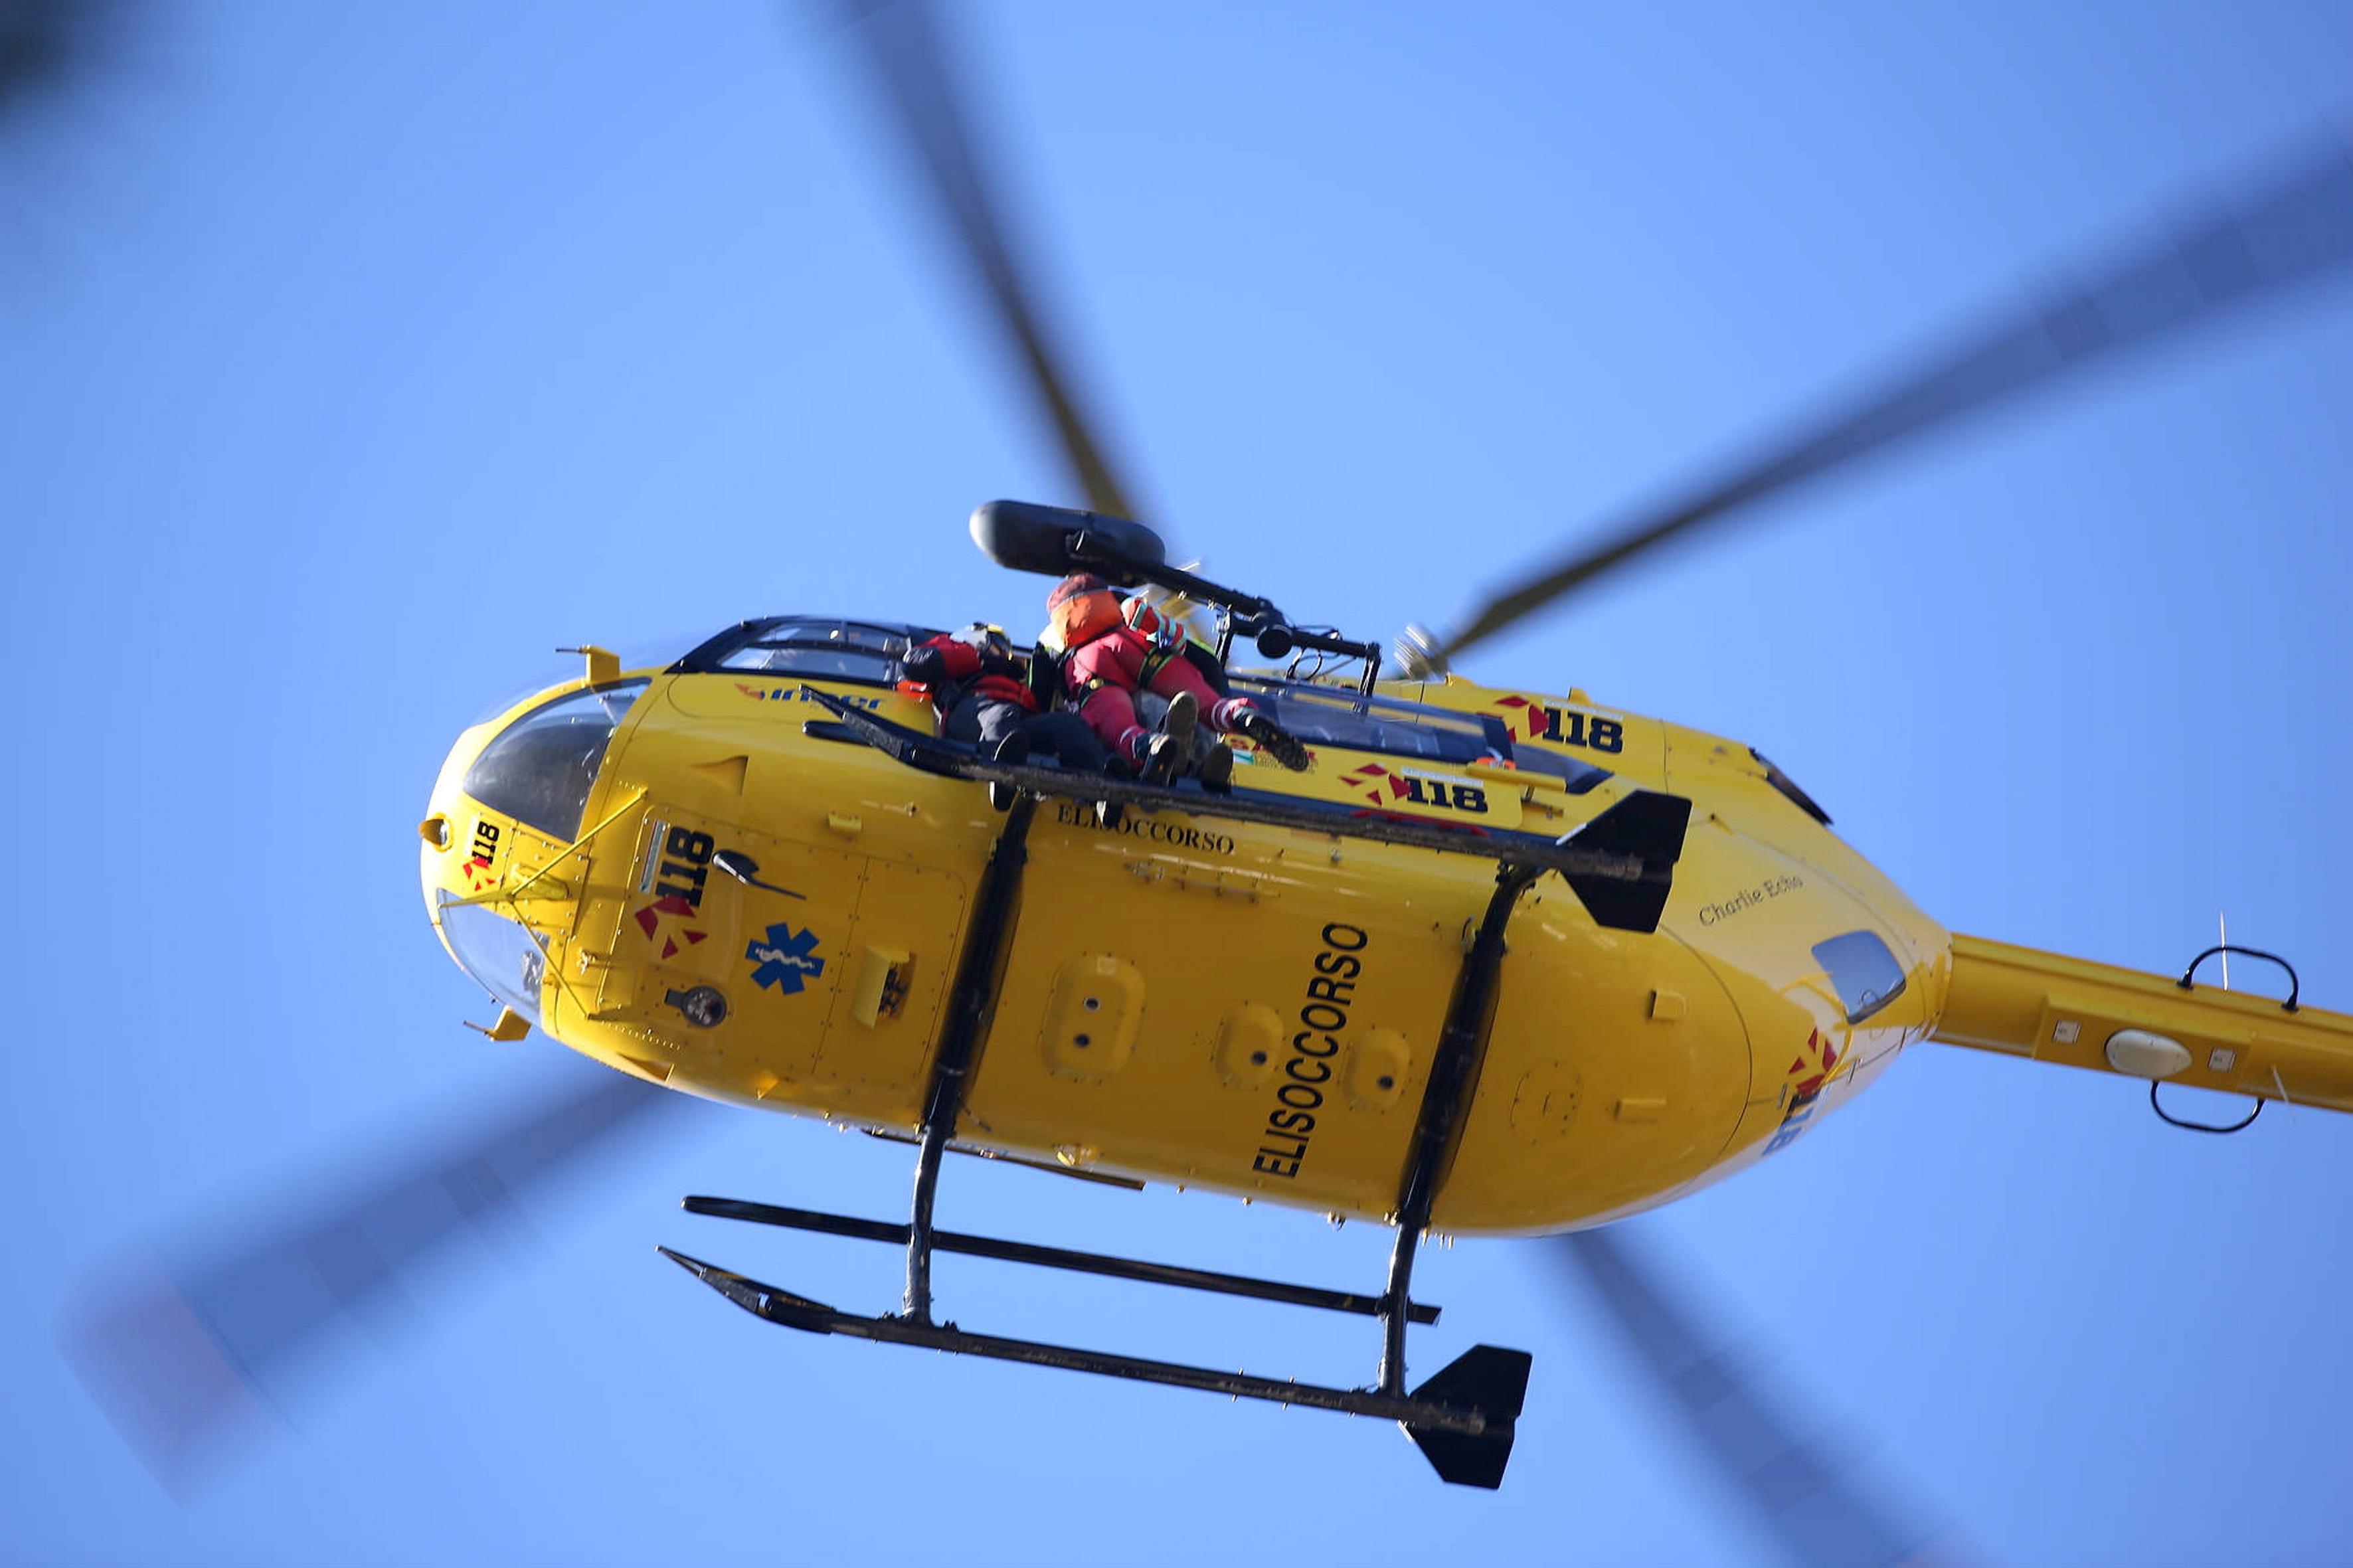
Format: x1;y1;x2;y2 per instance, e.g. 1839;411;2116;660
800;853;970;1111
593;808;966;1121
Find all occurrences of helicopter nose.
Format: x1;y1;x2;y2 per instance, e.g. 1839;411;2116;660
419;677;652;1000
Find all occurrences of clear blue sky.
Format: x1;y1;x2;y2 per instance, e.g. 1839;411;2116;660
7;3;2352;1563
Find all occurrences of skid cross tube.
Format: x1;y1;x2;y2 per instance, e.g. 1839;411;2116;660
902;793;1037;1322
1378;861;1545;1395
685;1195;1439;1324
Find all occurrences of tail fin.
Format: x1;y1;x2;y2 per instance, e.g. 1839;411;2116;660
1401;1344;1533;1489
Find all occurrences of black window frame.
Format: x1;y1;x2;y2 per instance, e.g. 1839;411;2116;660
672;616;944;689
669;621;1613;789
1231;675;1612;788
1228;675;1504;767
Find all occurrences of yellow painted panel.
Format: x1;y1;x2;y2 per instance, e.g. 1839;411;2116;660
805;856;967;1114
1344;1027;1412;1112
1433;891;1752;1234
577;810;865;1102
1214;1003;1282;1090
1040;954;1146;1080
962;804;1489;1216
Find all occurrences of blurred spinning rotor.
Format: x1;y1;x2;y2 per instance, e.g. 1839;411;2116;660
1397;134;2353;674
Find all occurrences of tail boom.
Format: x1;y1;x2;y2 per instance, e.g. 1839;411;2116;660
1935;933;2353;1115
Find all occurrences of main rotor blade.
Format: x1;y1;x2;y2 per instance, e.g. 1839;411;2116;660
831;0;1144;523
66;1067;699;1491
1431;135;2353;664
0;0;135;128
1556;1227;1944;1568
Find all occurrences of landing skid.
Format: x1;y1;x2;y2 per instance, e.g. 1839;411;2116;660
663;741;1558;1487
659;1245;1529;1489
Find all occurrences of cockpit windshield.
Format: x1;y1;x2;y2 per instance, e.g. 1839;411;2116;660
462;679;648;840
436;893;549;1023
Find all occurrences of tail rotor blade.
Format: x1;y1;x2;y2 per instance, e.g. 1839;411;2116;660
1419;135;2353;667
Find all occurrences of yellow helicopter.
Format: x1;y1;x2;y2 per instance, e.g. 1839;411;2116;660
409;469;2353;1488
76;2;2353;1518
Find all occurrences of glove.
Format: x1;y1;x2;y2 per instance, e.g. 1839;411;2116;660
901;644;948;684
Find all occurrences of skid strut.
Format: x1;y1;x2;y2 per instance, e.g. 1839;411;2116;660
1380;861;1543;1395
663;784;1544;1486
901;792;1036;1322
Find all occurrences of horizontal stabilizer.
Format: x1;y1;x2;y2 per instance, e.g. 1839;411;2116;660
1561;790;1692;933
1402;1344;1533;1490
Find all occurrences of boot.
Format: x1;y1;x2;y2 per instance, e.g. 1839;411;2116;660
1140;732;1186;788
1195;739;1235;794
1140;691;1197;787
1234;705;1310;771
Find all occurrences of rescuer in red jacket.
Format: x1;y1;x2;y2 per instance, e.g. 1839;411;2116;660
901;624;1109;794
1043;574;1312;786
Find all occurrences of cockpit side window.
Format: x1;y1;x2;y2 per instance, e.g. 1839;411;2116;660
1812;930;1907;1025
463;680;648;841
681;617;934;688
1231;679;1500;765
1225;677;1614;788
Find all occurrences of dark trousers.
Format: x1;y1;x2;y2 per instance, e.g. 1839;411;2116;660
945;696;1109;773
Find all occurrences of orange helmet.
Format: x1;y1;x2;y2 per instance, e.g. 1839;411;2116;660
1046;572;1121;649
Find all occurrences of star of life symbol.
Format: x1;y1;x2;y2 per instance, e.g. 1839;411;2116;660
746;922;826;994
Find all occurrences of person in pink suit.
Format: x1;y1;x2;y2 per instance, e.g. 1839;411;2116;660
1043;573;1310;787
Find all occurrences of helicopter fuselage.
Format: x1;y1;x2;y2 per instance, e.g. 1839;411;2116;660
422;614;1947;1235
